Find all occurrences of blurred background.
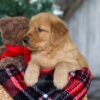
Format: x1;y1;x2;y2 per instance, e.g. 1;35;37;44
0;0;100;99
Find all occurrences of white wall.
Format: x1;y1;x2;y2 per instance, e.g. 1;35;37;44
67;0;100;77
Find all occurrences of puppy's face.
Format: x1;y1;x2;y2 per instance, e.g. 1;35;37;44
23;13;68;51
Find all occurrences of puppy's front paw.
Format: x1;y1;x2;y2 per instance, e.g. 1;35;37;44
24;71;38;86
24;64;40;86
53;62;72;89
54;75;68;89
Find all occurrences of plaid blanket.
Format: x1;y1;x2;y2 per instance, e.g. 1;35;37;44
0;65;92;100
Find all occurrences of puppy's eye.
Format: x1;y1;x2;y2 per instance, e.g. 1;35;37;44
37;27;44;32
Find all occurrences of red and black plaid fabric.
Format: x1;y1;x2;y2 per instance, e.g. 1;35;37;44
0;65;92;100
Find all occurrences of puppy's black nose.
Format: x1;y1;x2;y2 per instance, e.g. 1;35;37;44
23;36;29;43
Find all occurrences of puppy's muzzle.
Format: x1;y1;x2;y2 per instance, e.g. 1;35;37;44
23;36;29;44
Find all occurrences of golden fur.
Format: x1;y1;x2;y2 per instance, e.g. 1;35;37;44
24;13;88;100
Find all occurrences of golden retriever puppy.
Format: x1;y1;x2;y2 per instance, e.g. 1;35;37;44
23;13;88;90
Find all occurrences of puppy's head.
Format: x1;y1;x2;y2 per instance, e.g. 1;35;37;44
23;13;68;51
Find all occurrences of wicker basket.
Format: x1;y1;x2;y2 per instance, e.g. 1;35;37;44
0;85;12;100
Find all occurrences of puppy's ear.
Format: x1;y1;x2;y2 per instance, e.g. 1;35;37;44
50;21;68;46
